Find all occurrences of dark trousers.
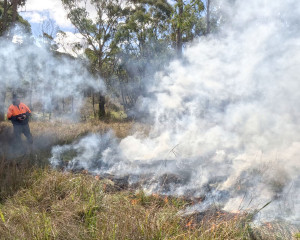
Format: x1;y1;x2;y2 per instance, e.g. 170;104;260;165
13;124;33;145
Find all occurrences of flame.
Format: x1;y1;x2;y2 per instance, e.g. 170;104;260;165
266;222;273;229
211;223;216;232
186;219;193;228
95;175;100;181
152;193;159;198
164;196;168;204
131;199;138;205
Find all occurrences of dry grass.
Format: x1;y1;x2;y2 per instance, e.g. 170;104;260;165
0;170;257;240
0;120;133;201
29;120;134;140
0;121;134;158
0;121;298;239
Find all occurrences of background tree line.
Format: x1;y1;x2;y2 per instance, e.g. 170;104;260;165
0;0;221;121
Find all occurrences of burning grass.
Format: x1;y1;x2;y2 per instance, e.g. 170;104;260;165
0;166;297;239
0;170;254;239
0;121;299;239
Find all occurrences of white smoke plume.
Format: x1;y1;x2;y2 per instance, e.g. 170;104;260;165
50;0;300;223
0;29;105;119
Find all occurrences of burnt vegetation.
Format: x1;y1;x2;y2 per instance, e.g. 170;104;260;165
0;122;298;239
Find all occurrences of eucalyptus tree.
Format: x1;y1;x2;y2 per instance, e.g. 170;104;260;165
0;0;29;35
62;0;131;119
113;0;173;109
171;0;206;56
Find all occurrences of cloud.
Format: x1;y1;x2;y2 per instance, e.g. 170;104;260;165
21;12;47;23
20;0;73;28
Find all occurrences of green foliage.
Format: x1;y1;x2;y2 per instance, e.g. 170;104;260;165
0;0;31;36
171;0;206;44
0;206;5;223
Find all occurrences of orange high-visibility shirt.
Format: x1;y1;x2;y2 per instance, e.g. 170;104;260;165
7;102;31;119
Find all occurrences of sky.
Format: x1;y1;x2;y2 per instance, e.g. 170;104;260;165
20;0;177;35
19;0;90;56
19;0;74;35
18;0;177;55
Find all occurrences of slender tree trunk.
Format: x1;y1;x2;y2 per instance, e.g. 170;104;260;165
0;85;6;121
98;93;105;119
176;0;183;57
62;98;65;112
1;0;9;34
29;79;33;110
71;96;74;113
92;93;96;118
12;0;18;23
206;0;211;35
120;82;127;109
0;0;9;120
98;53;105;119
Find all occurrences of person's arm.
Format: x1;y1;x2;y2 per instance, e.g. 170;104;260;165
24;104;31;118
7;107;17;121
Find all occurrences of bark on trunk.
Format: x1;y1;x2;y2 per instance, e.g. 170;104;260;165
12;0;19;23
97;50;106;120
92;93;96;118
1;0;9;34
0;86;6;121
12;0;18;23
98;93;105;119
206;0;211;35
176;0;183;57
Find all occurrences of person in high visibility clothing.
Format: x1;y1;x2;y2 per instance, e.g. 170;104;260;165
7;95;33;150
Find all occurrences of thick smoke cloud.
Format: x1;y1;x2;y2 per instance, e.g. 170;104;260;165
0;30;105;118
50;0;300;223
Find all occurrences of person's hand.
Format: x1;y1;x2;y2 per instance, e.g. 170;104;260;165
17;117;24;121
22;115;27;119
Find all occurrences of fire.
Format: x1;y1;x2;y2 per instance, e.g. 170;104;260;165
131;199;138;205
186;219;193;228
94;175;100;181
152;193;159;198
211;223;216;232
164;196;168;204
266;222;273;229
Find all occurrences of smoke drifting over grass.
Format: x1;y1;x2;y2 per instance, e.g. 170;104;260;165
50;0;300;223
0;30;105;118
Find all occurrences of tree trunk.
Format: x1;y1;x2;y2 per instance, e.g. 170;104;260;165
176;0;183;57
97;50;106;120
1;0;9;35
29;79;33;110
98;93;105;119
0;85;6;121
92;93;96;118
71;96;74;113
206;0;211;35
12;0;18;23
